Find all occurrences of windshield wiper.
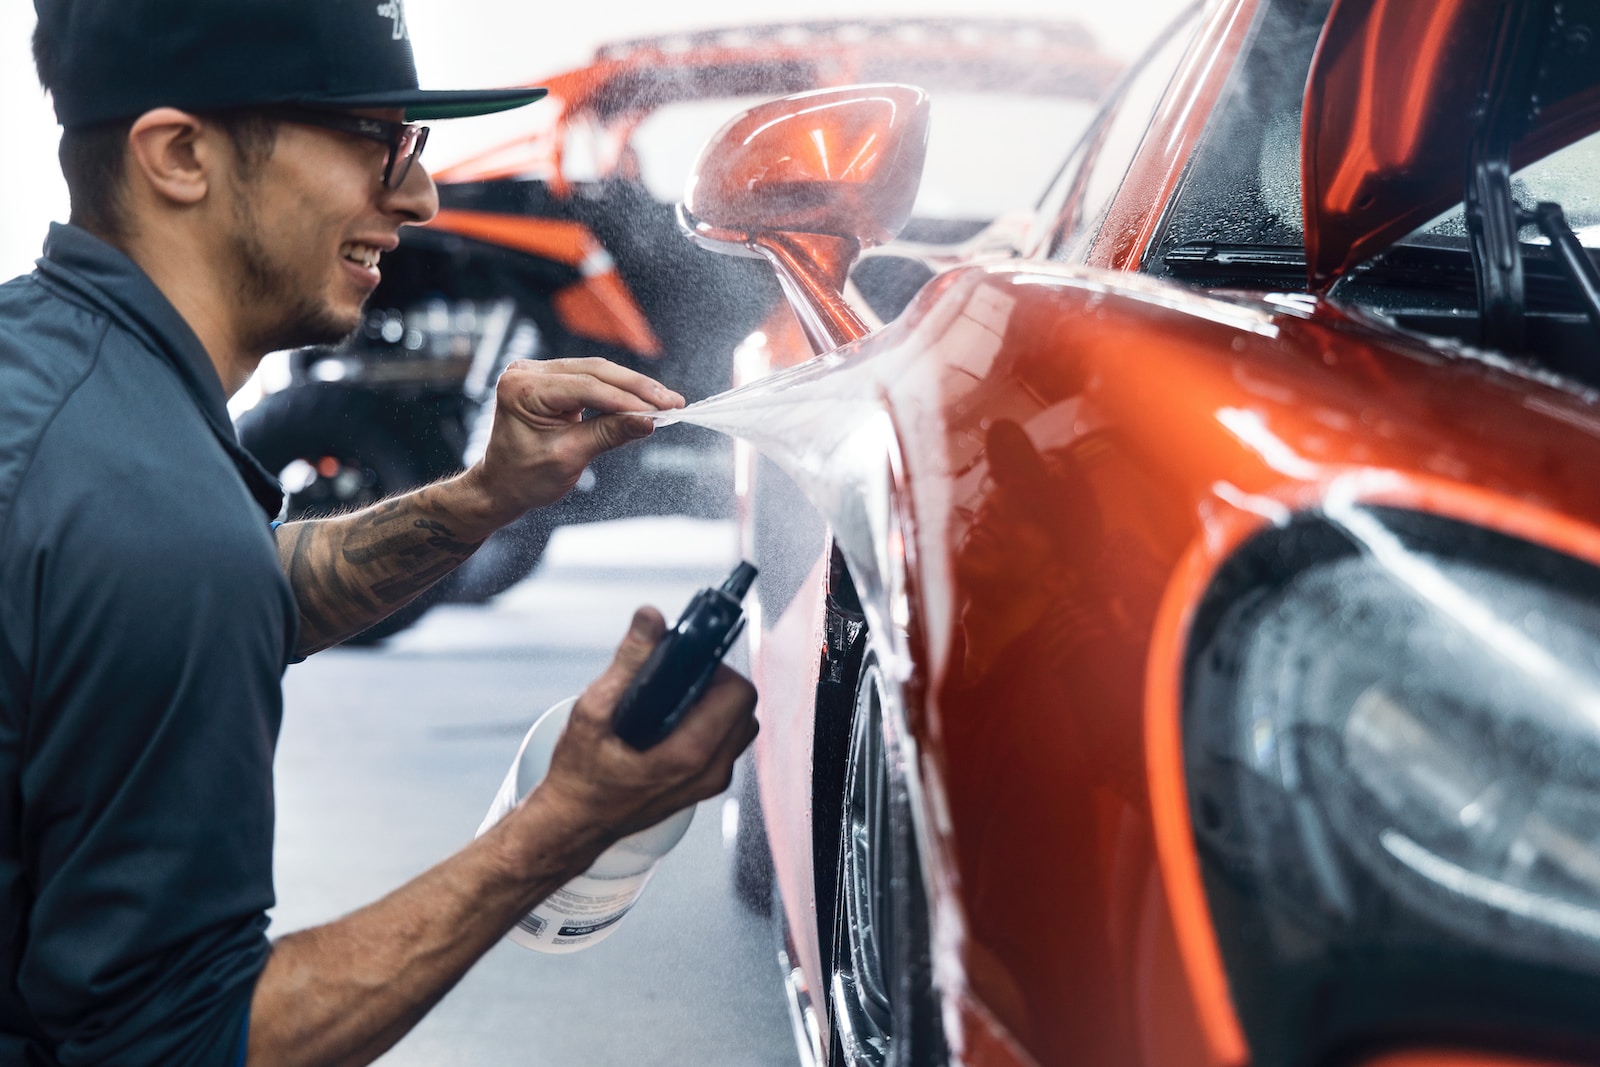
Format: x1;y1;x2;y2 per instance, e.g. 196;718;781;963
1162;242;1307;284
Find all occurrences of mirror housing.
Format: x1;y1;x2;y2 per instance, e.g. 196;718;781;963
678;84;930;352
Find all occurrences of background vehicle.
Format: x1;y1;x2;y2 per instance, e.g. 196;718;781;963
232;19;1119;640
680;1;1600;1065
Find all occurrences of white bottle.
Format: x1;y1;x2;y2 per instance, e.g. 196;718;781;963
476;696;695;953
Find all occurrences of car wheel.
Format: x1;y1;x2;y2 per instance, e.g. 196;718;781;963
236;383;460;643
827;650;946;1067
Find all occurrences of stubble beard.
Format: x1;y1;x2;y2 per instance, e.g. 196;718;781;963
230;193;361;355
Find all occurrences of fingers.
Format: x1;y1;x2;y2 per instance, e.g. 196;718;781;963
651;666;758;792
688;701;761;798
501;358;684;422
565;357;685;410
548;613;757;832
477;358;684;514
576;607;667;720
664;665;757;756
581;413;656;456
614;606;668;668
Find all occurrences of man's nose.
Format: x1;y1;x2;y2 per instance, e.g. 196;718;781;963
384;161;439;225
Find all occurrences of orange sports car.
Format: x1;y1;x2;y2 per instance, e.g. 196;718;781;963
677;1;1600;1065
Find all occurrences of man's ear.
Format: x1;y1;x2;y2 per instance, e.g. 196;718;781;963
125;108;213;208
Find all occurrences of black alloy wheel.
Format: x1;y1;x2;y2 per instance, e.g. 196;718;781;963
828;652;946;1067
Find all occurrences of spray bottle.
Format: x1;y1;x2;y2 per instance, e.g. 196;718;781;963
477;562;758;953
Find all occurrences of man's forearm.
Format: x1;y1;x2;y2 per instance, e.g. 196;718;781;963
247;788;609;1067
275;471;506;654
245;607;759;1067
271;358;675;654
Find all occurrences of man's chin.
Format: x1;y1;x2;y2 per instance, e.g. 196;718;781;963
254;307;361;355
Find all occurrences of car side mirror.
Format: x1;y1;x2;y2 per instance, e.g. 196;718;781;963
677;84;931;353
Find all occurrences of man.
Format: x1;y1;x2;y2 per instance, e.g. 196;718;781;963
0;1;758;1064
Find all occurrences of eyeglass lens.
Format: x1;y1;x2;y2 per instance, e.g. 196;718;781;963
383;125;429;190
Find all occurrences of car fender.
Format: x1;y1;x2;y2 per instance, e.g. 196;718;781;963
808;261;1600;1065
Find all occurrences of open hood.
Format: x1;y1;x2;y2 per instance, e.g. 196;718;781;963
1302;0;1600;290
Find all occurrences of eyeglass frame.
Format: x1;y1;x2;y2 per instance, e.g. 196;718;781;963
254;106;430;190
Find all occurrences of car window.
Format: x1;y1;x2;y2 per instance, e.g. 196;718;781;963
1145;0;1331;270
1405;131;1600;248
1032;5;1204;263
1143;0;1600;291
630;92;1099;221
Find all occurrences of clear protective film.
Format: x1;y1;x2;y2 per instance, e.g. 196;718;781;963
630;343;917;683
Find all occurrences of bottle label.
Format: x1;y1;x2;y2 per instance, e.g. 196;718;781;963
482;697;693;954
509;869;654;951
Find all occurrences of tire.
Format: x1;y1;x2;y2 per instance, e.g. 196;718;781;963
236;384;461;643
826;646;947;1067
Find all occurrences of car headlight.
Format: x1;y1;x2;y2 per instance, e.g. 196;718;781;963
1184;507;1600;1064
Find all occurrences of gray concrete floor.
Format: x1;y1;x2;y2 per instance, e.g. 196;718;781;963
270;518;798;1066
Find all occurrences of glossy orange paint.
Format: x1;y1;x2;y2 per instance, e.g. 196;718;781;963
737;260;1600;1066
867;265;1600;1065
684;85;929;251
1303;0;1600;287
683;84;929;351
700;37;1253;1064
1359;1054;1588;1067
691;4;1600;1065
425;209;662;356
1301;0;1484;287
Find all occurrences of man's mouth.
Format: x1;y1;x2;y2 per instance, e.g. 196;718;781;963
340;242;384;270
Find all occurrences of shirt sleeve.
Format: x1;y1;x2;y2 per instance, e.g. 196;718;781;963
233;1005;251;1067
5;404;295;1065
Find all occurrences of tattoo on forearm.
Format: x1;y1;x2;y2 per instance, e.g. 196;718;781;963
370;555;467;604
277;485;485;654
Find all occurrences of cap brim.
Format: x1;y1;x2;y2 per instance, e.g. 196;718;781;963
313;86;548;121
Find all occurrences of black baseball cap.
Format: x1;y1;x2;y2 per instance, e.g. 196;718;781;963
35;0;547;129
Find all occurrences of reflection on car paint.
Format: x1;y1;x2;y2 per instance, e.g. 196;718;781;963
690;256;1600;1063
665;1;1600;1062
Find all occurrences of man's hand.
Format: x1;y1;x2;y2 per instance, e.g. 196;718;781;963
246;607;756;1067
465;358;685;528
274;358;685;654
529;608;759;851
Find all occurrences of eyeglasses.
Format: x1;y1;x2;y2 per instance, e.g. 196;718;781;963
259;107;430;190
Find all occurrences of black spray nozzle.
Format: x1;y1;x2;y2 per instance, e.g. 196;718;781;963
720;561;758;600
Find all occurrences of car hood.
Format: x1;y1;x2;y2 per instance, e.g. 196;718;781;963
1302;0;1600;289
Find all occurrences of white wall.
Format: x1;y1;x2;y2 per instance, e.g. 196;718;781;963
0;0;1188;282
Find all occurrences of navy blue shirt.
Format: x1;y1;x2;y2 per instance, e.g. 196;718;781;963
0;224;298;1065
